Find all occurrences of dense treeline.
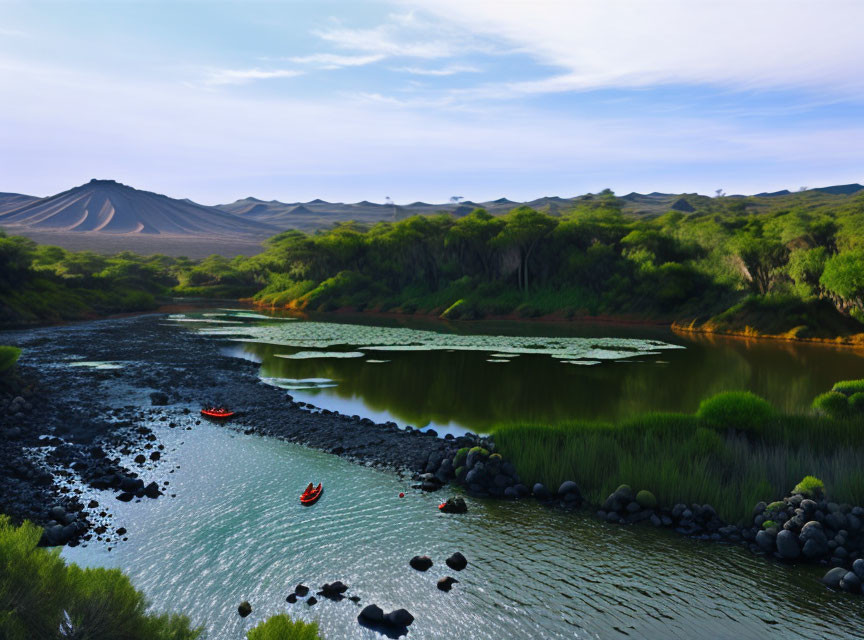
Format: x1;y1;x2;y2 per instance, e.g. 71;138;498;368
248;190;864;336
0;232;258;325
5;188;864;335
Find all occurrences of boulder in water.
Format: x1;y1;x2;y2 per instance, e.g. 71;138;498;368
358;604;384;624
439;497;467;514
409;555;433;571
385;609;414;627
446;552;468;571
437;576;459;592
237;601;252;617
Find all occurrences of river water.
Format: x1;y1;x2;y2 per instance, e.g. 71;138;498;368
63;421;864;640
193;309;864;434
60;310;864;639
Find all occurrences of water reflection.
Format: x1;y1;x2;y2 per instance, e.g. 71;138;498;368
202;310;864;432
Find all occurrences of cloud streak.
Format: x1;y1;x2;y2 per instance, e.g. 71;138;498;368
392;64;480;76
204;67;304;85
289;53;385;69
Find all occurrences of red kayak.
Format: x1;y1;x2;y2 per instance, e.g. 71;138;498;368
201;408;235;419
301;482;323;505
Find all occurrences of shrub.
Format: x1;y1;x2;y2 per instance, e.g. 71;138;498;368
766;501;785;512
793;475;825;498
696;391;776;435
453;448;469;468
468;446;489;457
0;346;21;374
246;614;321;640
0;515;201;640
635;490;657;509
850;393;864;413
762;520;777;529
833;379;864;396
812;391;850;418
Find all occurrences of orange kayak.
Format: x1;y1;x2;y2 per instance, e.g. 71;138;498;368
301;483;323;505
201;408;235;418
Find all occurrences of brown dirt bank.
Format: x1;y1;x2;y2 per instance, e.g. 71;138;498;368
672;320;864;351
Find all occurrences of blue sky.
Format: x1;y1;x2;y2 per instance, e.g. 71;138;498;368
1;0;863;204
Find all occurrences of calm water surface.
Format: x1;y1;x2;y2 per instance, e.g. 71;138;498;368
64;422;864;640
186;309;864;434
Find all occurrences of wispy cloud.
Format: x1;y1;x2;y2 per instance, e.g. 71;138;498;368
311;11;497;61
204;68;304;86
408;0;864;97
289;53;385;69
392;64;480;76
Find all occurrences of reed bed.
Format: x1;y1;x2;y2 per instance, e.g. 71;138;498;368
493;393;864;523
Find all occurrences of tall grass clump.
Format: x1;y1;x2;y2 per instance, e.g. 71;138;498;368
246;614;321;640
0;515;201;640
813;391;850;418
493;392;864;523
0;346;21;374
696;391;776;435
833;379;864;396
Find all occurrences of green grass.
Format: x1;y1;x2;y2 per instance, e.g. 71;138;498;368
793;475;825;498
813;391;850;417
834;379;864;395
0;346;21;374
246;614;321;640
493;392;864;523
696;391;776;436
0;515;200;640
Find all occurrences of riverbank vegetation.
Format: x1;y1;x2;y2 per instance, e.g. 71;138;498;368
0;231;258;326
493;390;864;523
0;515;321;640
5;188;864;337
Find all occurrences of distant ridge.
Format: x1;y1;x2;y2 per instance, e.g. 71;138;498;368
811;183;864;195
0;179;276;237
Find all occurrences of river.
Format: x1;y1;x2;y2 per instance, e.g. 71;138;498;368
57;309;864;639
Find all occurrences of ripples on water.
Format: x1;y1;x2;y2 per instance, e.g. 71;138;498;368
63;424;864;640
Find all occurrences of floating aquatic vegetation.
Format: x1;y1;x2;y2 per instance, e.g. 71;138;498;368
68;361;124;370
199;320;684;364
260;377;338;390
166;315;242;324
275;351;365;359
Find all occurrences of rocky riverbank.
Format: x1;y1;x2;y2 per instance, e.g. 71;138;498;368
0;314;476;547
436;442;864;596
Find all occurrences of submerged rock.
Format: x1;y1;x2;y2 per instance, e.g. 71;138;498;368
437;576;459;591
822;567;847;589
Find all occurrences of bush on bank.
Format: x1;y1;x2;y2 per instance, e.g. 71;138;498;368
0;346;21;375
493;391;864;523
0;516;321;640
246;614;321;640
